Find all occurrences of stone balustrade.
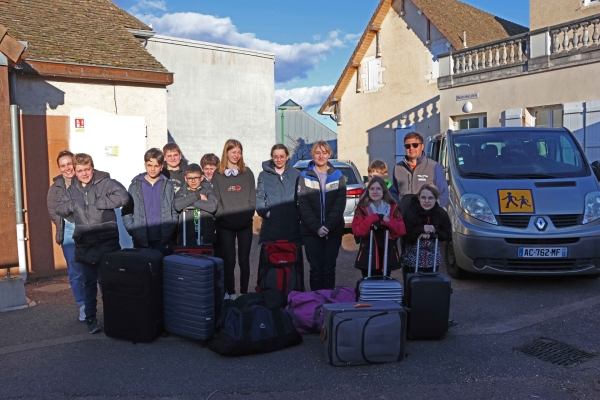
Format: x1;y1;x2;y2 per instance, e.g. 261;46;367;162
449;35;529;76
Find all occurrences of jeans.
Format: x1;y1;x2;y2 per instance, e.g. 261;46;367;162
81;262;101;319
303;235;342;291
62;221;85;306
219;225;253;295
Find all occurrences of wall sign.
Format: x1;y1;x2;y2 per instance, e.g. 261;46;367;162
456;93;479;101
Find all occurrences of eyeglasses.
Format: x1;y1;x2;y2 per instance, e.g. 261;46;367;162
404;143;422;149
419;196;436;202
186;177;202;182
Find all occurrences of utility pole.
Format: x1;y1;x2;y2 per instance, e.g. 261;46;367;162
278;107;285;144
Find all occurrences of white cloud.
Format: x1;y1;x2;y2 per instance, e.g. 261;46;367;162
137;11;359;83
274;85;334;110
130;0;167;13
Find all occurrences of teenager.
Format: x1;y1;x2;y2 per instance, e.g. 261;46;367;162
174;163;218;246
297;141;346;290
211;139;256;300
122;148;179;255
56;153;129;334
161;143;188;194
352;177;405;277
47;151;86;321
200;153;220;186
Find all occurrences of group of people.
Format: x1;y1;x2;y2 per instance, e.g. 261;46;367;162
47;131;451;335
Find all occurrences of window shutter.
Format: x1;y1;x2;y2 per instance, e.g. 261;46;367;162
585;100;600;162
503;108;523;127
367;59;381;91
563;102;585;147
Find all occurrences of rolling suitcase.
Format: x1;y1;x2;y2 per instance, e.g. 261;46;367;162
357;229;403;303
321;301;406;366
174;208;214;256
404;236;452;340
162;252;224;343
100;248;164;343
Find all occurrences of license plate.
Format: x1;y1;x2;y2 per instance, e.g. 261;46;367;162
518;247;568;258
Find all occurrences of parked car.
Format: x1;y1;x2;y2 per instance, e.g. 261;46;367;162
427;127;600;279
293;159;365;229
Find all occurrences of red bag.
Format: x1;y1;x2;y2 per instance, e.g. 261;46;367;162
256;240;304;295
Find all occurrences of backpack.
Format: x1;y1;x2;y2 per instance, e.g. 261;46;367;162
207;290;302;356
256;241;304;295
285;287;356;334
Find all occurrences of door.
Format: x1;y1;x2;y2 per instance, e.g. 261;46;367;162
395;124;415;164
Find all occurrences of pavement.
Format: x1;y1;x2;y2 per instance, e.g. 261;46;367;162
2;225;600;399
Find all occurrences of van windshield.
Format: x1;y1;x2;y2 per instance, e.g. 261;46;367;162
450;130;589;179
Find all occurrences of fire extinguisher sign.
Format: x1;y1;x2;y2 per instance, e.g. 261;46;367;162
75;118;85;132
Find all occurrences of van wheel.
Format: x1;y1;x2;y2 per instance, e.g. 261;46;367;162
445;241;467;280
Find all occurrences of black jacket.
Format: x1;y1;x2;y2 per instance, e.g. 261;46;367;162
402;195;452;245
161;159;188;195
256;160;302;244
297;162;346;239
56;170;129;265
174;181;218;245
47;175;74;244
211;168;256;231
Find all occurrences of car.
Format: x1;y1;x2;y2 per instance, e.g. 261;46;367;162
427;127;600;279
293;159;365;229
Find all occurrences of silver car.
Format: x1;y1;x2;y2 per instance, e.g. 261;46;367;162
428;127;600;278
293;159;365;229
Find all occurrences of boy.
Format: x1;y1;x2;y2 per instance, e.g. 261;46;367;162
200;153;220;186
161;143;188;194
368;159;393;189
122;148;179;254
174;164;218;247
56;153;129;334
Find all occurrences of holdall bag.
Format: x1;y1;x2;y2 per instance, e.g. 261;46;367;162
207;289;302;356
286;287;356;334
100;248;164;343
404;235;453;340
357;229;403;303
174;208;214;256
321;301;406;366
256;240;304;295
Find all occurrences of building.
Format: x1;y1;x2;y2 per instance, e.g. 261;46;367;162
276;99;337;164
437;0;600;160
0;0;172;278
318;0;527;172
145;35;275;175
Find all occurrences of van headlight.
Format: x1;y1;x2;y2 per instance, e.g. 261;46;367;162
582;192;600;224
460;194;498;225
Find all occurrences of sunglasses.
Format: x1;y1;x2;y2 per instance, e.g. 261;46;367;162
404;143;422;149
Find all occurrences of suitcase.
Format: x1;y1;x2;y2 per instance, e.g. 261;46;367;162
357;229;403;303
404;236;452;340
256;240;304;295
100;248;164;343
174;208;214;256
162;252;224;342
321;301;406;366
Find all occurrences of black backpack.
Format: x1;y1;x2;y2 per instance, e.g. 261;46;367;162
207;290;302;356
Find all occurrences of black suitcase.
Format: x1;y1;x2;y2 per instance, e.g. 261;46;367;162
404;236;452;340
162;253;224;343
100;248;164;343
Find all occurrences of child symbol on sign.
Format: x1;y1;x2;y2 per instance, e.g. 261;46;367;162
519;196;531;209
502;192;519;209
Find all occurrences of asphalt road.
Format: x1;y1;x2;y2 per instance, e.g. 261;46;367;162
2;229;600;399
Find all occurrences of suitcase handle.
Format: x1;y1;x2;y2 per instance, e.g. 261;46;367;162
353;303;373;308
182;207;203;246
367;229;389;278
415;234;439;273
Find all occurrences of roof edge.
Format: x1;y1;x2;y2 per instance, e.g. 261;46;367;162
149;35;276;59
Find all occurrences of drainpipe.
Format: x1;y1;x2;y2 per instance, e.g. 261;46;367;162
9;74;27;282
278;107;285;144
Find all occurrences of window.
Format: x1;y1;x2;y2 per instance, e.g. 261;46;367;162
365;58;382;92
583;0;600;7
531;106;563;128
454;115;488;130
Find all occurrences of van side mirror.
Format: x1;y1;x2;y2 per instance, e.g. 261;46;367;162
363;176;369;184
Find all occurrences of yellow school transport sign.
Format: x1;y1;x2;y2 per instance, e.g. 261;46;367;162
498;190;535;213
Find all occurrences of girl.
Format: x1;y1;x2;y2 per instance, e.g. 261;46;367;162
297;141;346;290
211;139;256;300
352;176;406;277
401;184;452;283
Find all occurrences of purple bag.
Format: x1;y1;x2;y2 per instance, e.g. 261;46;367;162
286;287;356;334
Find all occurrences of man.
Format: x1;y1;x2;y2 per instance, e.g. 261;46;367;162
390;132;449;211
56;153;129;334
161;143;188;194
122;148;179;254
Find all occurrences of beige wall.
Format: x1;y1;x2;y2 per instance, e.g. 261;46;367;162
439;63;600;131
531;0;600;30
338;0;445;176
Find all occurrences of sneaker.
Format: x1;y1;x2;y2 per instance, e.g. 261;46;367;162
86;317;101;334
79;305;86;322
229;294;237;301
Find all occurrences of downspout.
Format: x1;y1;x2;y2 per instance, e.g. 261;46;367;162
9;73;27;282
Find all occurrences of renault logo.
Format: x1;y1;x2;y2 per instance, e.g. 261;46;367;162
534;217;548;231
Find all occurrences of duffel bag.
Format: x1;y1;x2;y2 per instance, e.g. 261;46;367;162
286;287;356;334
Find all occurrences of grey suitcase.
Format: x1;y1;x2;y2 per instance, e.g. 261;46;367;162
321;301;406;366
357;230;403;303
162;252;224;343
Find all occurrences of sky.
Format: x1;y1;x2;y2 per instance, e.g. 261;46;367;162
113;0;530;131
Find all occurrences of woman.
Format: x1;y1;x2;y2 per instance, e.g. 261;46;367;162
211;139;256;300
47;151;85;322
297;141;346;290
352;177;405;278
401;184;452;283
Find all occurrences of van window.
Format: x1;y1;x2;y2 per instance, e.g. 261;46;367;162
440;138;448;168
450;130;589;179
